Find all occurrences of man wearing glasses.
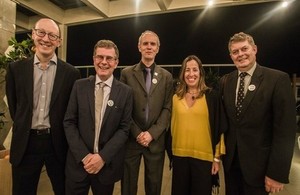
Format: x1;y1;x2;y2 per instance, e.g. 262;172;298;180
6;18;80;195
64;40;133;194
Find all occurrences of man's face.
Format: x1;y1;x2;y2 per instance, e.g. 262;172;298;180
93;47;118;81
229;40;257;72
32;19;61;58
138;33;159;62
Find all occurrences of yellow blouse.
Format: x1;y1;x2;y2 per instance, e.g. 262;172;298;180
171;94;225;162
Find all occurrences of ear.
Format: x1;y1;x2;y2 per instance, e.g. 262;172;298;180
57;38;62;47
253;45;257;54
114;59;119;69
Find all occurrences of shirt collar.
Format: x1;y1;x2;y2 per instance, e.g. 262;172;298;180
239;62;256;77
95;74;113;88
140;61;155;72
34;53;58;66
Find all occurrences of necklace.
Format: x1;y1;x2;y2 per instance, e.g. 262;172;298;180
187;91;198;100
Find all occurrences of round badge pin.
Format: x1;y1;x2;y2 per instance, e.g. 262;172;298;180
107;100;114;107
152;78;157;84
248;84;256;91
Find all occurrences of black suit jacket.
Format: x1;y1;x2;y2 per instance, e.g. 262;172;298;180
5;57;80;166
63;76;133;184
221;65;296;186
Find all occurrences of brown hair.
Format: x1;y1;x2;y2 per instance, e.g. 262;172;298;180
228;32;256;53
93;39;119;59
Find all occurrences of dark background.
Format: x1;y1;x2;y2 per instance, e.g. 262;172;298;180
17;1;300;78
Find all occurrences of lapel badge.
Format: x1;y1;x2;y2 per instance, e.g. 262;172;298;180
152;78;158;84
107;100;114;107
248;84;256;91
154;72;158;76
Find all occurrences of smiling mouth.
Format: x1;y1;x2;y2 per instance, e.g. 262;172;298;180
39;42;51;48
98;65;109;70
187;78;196;82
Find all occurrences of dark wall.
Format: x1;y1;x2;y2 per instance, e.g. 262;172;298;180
17;1;300;76
66;1;300;76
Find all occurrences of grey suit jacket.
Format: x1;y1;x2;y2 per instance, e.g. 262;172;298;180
5;57;80;166
120;63;173;153
64;76;133;184
221;65;296;186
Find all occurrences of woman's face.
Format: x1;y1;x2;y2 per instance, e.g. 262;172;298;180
184;59;200;89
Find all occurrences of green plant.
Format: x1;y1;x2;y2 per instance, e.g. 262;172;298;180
0;35;34;70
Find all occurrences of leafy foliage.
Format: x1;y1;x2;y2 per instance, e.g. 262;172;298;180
0;35;34;70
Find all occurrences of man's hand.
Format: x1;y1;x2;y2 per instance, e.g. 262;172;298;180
83;153;105;174
265;176;284;193
136;131;153;147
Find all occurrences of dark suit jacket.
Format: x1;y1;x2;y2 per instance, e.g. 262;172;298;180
120;63;173;153
221;65;296;186
63;76;133;184
5;57;80;166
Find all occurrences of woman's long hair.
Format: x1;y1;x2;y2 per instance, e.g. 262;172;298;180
175;55;210;99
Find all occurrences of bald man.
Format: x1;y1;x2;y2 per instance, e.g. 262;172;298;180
6;18;80;195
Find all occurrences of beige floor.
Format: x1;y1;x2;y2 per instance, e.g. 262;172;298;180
2;132;299;194
36;134;300;195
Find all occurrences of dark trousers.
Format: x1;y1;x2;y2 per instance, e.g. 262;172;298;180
121;142;165;195
171;156;212;195
12;133;65;195
224;150;268;195
65;174;114;195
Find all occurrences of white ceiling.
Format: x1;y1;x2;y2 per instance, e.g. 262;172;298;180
14;0;280;32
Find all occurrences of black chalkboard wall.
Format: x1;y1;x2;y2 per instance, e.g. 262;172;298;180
17;1;300;76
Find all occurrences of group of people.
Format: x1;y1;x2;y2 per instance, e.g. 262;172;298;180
5;18;296;195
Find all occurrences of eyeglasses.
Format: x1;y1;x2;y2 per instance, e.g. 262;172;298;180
33;29;60;41
93;55;116;63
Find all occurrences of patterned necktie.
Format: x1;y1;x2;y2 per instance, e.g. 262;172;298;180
236;72;247;117
145;68;151;122
94;82;105;153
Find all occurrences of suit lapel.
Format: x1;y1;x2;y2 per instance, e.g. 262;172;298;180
50;60;64;108
23;58;34;109
240;65;263;116
133;64;147;93
88;76;96;126
101;78;120;126
226;71;239;117
149;66;162;95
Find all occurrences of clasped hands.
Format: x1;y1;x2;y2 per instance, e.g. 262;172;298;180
82;153;105;174
265;176;284;193
137;131;153;147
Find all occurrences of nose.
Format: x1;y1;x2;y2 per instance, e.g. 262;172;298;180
41;34;50;41
237;50;244;56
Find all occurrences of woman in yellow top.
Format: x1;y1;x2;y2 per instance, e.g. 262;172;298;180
170;55;227;195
